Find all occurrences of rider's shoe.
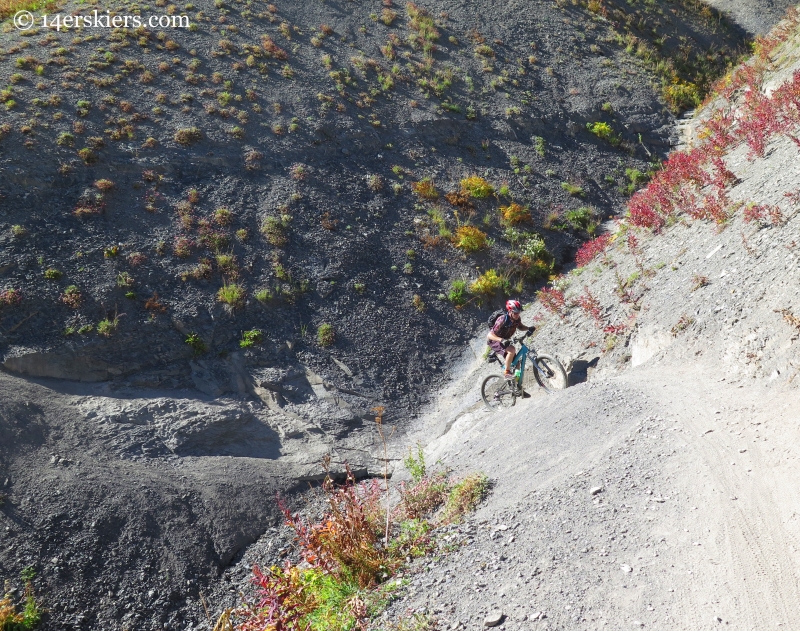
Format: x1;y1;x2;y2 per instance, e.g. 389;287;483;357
503;370;514;381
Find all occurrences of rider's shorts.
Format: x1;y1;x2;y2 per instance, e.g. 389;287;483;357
488;340;511;357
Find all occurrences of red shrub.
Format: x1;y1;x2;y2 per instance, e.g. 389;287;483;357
282;472;394;588
235;563;310;631
0;288;22;306
784;189;800;207
628;192;665;229
536;286;567;319
575;234;610;267
743;203;766;223
746;203;785;225
261;35;288;60
626;232;639;255
769;205;785;225
575;287;603;328
698;190;731;225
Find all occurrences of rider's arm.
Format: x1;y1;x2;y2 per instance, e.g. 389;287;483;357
487;317;508;342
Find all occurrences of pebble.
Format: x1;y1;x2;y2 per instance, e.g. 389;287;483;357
484;610;504;627
621;564;633;573
590;486;604;495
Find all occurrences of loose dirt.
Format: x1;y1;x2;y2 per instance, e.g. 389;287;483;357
378;359;800;629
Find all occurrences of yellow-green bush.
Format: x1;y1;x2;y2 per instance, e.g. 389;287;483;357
470;269;506;295
663;80;700;112
460;176;494;198
453;226;487;252
442;473;490;523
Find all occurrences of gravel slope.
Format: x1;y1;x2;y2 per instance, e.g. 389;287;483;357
381;362;800;629
705;0;799;35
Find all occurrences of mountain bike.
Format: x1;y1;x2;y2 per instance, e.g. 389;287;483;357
481;330;568;409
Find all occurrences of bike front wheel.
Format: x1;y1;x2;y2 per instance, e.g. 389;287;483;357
481;374;516;410
532;354;568;393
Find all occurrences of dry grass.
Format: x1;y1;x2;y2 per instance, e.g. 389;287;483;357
411;178;439;200
499;202;530;224
0;0;56;21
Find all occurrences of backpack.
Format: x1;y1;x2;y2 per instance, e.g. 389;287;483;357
487;309;508;329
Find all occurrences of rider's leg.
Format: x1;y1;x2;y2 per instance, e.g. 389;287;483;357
504;347;516;373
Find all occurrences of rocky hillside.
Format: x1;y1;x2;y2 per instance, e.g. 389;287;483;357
519;5;800;391
0;0;745;418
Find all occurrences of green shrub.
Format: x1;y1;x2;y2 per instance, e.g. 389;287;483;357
561;181;585;197
441;473;490;523
97;317;119;337
622;168;649;195
533;135;545;157
447;280;467;306
240;329;263;348
116;272;135;287
0;578;41;630
77;148;96;164
43;268;62;280
56;132;74;146
217;284;245;308
255;288;273;302
261;216;288;247
403;444;427;483
662;80;700;112
214;207;233;225
185;332;206;354
564;206;597;233
317;323;335;346
586;121;619;145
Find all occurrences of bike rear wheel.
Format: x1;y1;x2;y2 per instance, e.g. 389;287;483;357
481;374;516;409
532;354;568;393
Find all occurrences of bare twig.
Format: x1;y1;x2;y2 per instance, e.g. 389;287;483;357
372;406;395;545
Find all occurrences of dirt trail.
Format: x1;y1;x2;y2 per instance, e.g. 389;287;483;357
636;367;800;629
383;357;800;629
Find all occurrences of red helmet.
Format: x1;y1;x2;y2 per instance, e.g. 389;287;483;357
506;299;523;313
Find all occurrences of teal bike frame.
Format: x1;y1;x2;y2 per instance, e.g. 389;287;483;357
491;334;549;388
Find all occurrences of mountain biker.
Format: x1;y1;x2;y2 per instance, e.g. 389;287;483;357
487;299;534;380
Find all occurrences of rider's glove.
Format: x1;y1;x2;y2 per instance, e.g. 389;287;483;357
525;327;535;337
500;339;511;348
